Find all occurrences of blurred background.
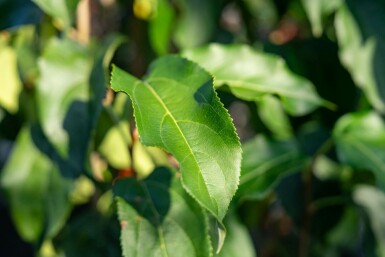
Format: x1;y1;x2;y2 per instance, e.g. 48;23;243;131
1;0;385;256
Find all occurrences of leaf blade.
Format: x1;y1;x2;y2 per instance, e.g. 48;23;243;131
183;44;332;116
110;56;242;223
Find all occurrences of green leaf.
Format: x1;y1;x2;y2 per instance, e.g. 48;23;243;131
110;56;242;224
334;111;385;190
32;0;79;29
173;0;217;49
335;2;385;112
114;167;211;257
353;185;385;256
36;36;123;177
149;0;175;55
36;38;92;176
0;127;72;242
301;0;343;36
183;44;331;116
237;135;307;200
258;95;293;139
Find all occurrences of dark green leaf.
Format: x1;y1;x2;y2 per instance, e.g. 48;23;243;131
237;135;307;200
114;167;211;257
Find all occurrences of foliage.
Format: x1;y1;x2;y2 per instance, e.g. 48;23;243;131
1;0;385;257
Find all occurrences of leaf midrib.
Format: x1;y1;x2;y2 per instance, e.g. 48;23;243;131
140;80;218;213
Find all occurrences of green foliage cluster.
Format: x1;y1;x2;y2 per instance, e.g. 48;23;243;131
1;0;385;256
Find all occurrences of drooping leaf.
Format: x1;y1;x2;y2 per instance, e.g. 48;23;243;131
114;167;211;257
0;127;72;242
237;135;308;200
335;1;385;112
183;44;331;116
334;111;385;190
110;56;242;224
353;185;385;256
301;0;343;36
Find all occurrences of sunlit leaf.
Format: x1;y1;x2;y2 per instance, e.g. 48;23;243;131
36;38;92;176
111;56;241;252
111;56;241;223
36;36;123;177
114;167;211;257
183;44;332;116
334;111;385;190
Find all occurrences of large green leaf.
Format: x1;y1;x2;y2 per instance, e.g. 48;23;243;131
114;167;211;257
237;135;307;200
0;127;72;242
353;185;385;256
36;38;92;176
110;56;242;224
334;111;385;190
36;36;123;177
335;1;385;112
183;44;331;116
